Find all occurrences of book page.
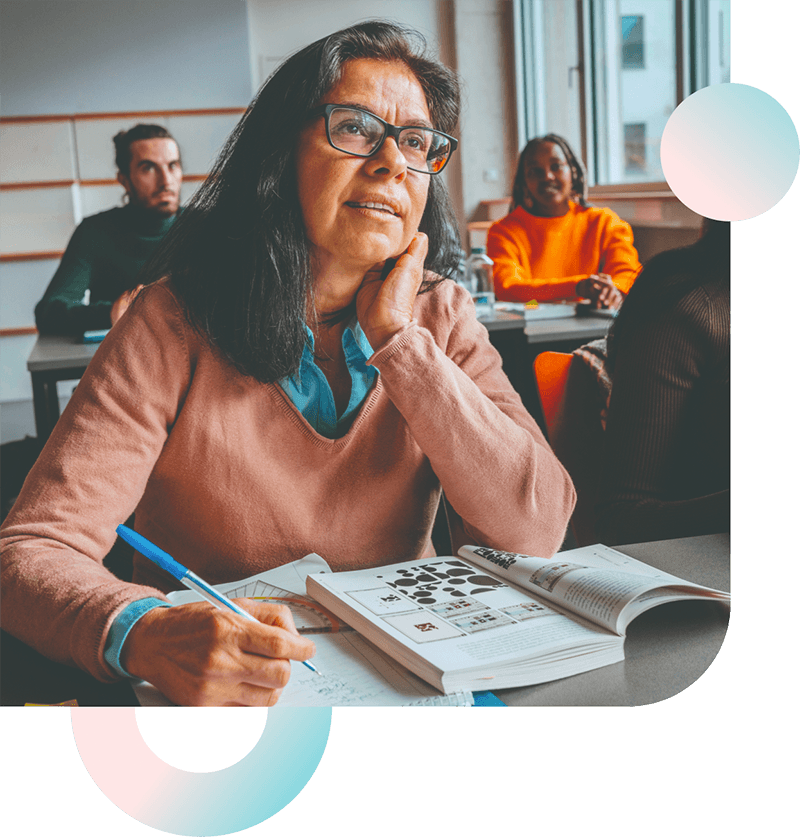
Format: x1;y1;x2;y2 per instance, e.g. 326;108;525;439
459;545;730;635
307;558;623;692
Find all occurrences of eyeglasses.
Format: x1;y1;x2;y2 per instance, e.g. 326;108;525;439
311;104;458;175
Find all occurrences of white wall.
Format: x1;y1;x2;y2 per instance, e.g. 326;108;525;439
452;0;517;225
0;0;252;406
0;0;252;115
246;0;440;92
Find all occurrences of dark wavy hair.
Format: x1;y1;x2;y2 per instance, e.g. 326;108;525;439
140;20;462;384
511;133;588;211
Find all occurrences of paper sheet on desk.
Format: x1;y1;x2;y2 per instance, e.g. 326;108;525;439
134;630;473;707
165;553;339;633
132;554;473;707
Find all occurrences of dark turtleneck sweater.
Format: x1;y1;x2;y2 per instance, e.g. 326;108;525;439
34;203;178;336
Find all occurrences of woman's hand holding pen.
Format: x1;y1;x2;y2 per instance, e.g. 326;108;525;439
120;599;316;706
576;273;624;310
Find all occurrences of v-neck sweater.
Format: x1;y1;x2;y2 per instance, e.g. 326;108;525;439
1;278;575;681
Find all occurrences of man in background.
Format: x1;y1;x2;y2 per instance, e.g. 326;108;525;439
34;124;183;336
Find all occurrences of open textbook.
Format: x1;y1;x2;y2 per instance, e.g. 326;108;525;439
306;544;730;695
132;554;474;707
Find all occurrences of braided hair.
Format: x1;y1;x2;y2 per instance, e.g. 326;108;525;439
511;133;588;211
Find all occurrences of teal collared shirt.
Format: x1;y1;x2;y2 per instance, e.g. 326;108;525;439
279;319;378;438
103;318;378;677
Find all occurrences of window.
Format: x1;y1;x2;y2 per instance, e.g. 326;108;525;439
624;122;646;172
514;0;731;186
621;15;645;69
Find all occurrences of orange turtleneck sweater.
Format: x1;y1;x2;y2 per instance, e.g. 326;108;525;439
486;202;641;303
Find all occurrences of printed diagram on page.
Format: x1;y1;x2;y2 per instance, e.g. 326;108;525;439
347;559;557;644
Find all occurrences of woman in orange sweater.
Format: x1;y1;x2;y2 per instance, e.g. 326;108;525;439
487;134;641;308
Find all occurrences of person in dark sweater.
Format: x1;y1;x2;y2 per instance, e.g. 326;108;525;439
34;124;183;336
595;219;730;545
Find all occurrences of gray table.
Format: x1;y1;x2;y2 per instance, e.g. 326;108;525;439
524;313;612;345
26;313;610;441
1;533;729;706
477;307;611;344
498;533;730;706
27;335;99;439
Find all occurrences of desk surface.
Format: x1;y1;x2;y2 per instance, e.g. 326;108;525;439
1;533;729;707
478;309;611;344
523;314;612;345
27;313;611;367
27;334;100;373
499;533;730;706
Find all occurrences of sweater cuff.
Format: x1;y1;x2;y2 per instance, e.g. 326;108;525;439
365;320;418;371
103;597;174;678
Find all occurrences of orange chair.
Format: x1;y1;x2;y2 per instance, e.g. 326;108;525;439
533;352;605;546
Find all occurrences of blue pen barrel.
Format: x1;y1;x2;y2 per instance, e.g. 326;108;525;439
116;524;187;581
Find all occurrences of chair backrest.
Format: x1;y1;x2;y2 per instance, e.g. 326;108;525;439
533;351;605;546
533;352;573;436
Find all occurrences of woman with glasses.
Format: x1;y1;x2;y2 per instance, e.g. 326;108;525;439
1;21;575;706
487;134;642;309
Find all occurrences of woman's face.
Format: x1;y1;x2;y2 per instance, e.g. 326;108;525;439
523;141;574;217
296;58;432;279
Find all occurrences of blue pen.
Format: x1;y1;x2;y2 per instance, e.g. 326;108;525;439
115;524;320;675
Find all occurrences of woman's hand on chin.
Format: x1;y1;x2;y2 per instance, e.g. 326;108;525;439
356;233;428;349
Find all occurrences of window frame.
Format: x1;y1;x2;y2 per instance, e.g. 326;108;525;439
513;0;730;190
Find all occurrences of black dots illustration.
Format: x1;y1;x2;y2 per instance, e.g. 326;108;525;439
386;561;503;602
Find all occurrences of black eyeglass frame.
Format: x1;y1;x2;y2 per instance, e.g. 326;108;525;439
310;104;458;175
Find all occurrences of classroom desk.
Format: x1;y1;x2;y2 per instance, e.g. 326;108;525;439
26;335;99;440
477;307;611;344
497;532;730;706
524;313;612;346
25;312;610;441
0;533;729;707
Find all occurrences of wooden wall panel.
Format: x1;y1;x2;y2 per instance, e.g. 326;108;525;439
166;112;241;174
0;186;76;255
0;120;77;183
1;107;244;251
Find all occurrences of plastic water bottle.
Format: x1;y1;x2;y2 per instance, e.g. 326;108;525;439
464;247;495;317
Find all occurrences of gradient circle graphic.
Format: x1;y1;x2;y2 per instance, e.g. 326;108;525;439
72;707;331;835
661;83;799;221
136;707;268;771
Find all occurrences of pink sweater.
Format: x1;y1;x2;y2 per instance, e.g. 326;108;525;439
1;279;575;681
